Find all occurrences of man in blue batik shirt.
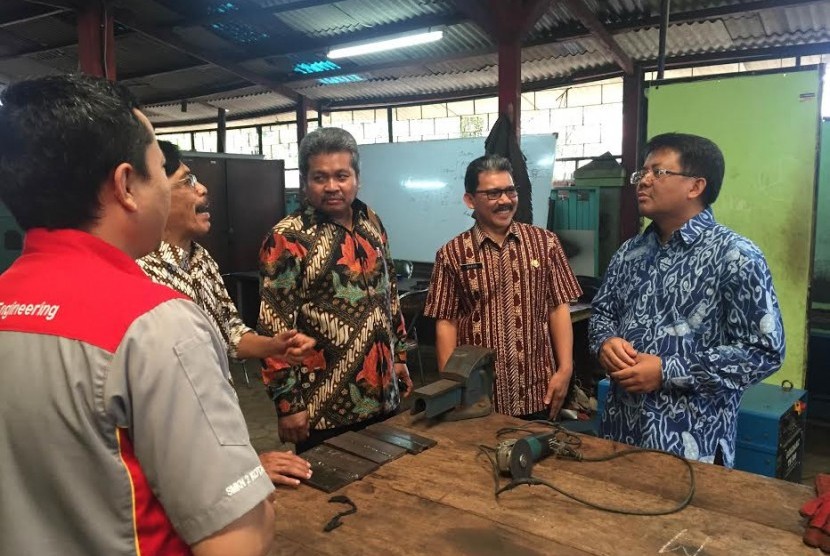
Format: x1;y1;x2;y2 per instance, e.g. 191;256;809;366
589;132;785;468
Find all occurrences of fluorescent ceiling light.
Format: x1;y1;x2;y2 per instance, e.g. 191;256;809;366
328;30;443;59
318;74;363;85
402;179;447;190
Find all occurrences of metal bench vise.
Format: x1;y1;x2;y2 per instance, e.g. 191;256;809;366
410;345;494;421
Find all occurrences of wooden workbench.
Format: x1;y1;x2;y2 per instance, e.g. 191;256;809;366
270;411;815;555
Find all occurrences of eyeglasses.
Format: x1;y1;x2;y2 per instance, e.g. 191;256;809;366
630;168;696;185
174;173;198;188
474;186;518;201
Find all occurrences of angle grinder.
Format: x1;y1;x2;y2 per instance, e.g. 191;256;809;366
495;431;560;480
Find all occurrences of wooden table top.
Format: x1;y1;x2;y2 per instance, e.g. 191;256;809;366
270;411;814;555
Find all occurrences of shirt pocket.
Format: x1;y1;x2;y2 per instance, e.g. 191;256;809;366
175;336;249;446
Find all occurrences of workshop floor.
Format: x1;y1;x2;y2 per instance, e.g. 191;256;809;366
230;347;830;488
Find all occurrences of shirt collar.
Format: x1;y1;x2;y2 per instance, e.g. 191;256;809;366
302;197;369;227
155;240;204;270
22;228;146;277
644;207;715;246
471;220;520;249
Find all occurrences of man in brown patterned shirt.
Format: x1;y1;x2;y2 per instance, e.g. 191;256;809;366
424;154;582;419
258;127;412;453
139;140;316;486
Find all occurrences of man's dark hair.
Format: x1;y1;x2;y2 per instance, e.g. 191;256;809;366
643;133;725;206
298;127;360;186
464;154;513;194
158;140;183;177
0;74;154;231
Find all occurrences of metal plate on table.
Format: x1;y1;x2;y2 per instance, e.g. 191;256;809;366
302;444;379;493
363;423;438;454
324;431;408;464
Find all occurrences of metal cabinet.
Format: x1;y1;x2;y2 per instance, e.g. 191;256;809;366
181;152;285;274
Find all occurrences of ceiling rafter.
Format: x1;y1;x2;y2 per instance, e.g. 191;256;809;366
0;5;67;28
120;12;467;85
132;0;829;102
176;0;343;29
558;0;633;74
314;39;830;109
119;62;213;82
141;80;254;106
113;10;308;106
149;37;830;127
246;12;466;61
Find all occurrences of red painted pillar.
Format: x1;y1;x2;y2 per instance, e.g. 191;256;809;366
620;66;644;242
497;39;522;142
77;4;115;80
296;96;308;145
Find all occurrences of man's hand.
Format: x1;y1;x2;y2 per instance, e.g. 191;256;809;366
608;352;663;394
598;337;637;373
544;367;572;420
278;410;310;444
270;331;316;365
395;363;413;398
258;451;312;487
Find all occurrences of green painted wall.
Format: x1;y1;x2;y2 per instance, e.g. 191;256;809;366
813;120;830;310
647;69;821;389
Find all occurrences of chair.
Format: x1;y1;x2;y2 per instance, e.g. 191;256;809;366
222;271;261;387
398;288;429;385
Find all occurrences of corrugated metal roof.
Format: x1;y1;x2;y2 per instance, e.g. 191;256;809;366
307;21;491;68
114;33;197;76
1;0;828;123
275;0;452;38
1;13;77;47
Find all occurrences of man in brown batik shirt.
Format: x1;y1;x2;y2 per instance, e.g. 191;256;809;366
424;154;582;419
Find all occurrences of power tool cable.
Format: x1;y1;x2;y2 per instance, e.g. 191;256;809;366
477;420;696;516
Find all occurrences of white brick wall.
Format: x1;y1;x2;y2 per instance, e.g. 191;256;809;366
434;116;461;136
422;103;448;118
550;106;584;127
177;78;626;186
474;97;498;114
564;84;603;107
447;100;476;116
535;89;568;110
395;106;421;120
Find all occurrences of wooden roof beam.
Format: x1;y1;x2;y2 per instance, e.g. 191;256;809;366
0;5;67;28
113;10;313;109
178;0;339;30
558;0;634;75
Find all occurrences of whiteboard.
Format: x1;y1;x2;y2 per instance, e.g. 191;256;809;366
357;134;556;263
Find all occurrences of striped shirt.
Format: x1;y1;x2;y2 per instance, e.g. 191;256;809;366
138;241;252;359
424;221;582;416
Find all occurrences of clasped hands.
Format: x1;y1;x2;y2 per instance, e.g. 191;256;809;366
269;330;316;365
598;337;662;394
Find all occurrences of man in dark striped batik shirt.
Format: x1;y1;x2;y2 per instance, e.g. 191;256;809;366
424;154;582;419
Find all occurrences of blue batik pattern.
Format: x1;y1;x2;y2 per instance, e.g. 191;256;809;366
589;208;785;467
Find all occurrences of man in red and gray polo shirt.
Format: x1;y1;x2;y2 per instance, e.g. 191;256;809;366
0;75;275;555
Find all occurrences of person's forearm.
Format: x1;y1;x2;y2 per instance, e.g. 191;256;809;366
191;499;275;556
435;319;458;371
235;332;271;360
548;303;574;373
662;343;783;394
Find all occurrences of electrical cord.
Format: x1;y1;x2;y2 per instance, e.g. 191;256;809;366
477;420;696;516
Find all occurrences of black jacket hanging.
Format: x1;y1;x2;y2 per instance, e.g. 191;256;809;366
484;113;533;224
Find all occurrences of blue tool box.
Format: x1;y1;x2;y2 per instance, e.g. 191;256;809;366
595;380;807;482
734;382;807;482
